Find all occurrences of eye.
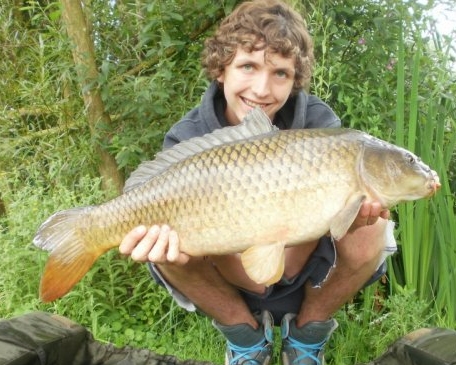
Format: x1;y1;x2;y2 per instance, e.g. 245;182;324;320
405;153;416;164
276;70;288;78
242;64;253;72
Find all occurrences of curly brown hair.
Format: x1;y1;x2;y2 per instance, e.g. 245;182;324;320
202;0;314;94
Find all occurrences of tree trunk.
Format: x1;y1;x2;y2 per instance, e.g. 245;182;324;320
60;0;124;194
0;193;6;217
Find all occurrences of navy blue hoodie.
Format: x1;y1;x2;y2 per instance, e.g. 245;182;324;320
163;81;340;149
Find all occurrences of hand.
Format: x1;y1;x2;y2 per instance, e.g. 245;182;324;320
349;201;390;232
119;225;190;265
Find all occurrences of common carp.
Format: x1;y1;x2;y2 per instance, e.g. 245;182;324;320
34;108;440;302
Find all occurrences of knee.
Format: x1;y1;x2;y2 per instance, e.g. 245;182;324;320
336;219;389;271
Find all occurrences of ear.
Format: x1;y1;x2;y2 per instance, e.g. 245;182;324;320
217;73;225;83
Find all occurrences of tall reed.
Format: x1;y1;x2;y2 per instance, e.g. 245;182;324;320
390;18;456;324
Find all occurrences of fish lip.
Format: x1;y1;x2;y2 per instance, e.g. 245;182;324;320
427;179;441;196
432;181;441;192
424;170;440;196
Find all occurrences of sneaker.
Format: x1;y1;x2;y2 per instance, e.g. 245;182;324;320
281;314;338;365
213;310;274;365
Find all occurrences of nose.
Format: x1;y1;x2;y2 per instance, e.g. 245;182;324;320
251;72;271;99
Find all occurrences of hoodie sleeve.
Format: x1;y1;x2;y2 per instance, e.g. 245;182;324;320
162;108;216;150
305;95;341;129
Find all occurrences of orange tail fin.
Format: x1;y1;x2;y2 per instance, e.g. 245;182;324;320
40;245;100;302
34;206;109;302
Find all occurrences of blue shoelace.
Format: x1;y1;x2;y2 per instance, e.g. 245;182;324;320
285;336;326;365
227;340;268;365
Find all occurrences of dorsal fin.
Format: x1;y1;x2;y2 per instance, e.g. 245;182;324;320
124;107;276;192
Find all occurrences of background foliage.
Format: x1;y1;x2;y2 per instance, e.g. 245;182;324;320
1;0;455;363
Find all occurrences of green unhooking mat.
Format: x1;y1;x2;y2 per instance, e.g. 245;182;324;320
362;327;456;365
0;312;215;365
0;311;455;365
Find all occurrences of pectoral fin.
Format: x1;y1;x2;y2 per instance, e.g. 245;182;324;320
330;194;366;240
241;242;285;286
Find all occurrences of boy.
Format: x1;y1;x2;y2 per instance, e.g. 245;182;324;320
120;1;392;364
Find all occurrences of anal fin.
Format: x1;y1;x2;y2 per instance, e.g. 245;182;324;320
241;242;285;286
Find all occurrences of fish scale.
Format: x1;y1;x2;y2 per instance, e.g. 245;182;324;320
33;108;440;302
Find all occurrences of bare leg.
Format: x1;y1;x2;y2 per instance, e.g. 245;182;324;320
295;218;388;327
157;243;318;327
157;258;259;328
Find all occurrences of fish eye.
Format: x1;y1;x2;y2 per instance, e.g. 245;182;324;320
405;153;416;164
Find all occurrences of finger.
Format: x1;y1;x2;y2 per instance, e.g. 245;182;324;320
166;229;180;262
365;202;380;225
380;209;391;220
368;202;383;217
148;225;171;263
130;225;161;262
175;253;191;265
119;225;147;255
166;231;190;265
358;202;371;219
366;215;379;226
366;202;390;225
352;202;371;228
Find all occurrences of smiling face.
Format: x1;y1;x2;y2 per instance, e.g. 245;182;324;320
217;47;296;125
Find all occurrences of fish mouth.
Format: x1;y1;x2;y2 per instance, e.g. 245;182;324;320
426;171;441;196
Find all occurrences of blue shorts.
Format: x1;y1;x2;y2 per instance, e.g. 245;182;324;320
148;236;388;324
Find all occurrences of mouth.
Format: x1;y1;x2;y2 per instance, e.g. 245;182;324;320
242;97;270;110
